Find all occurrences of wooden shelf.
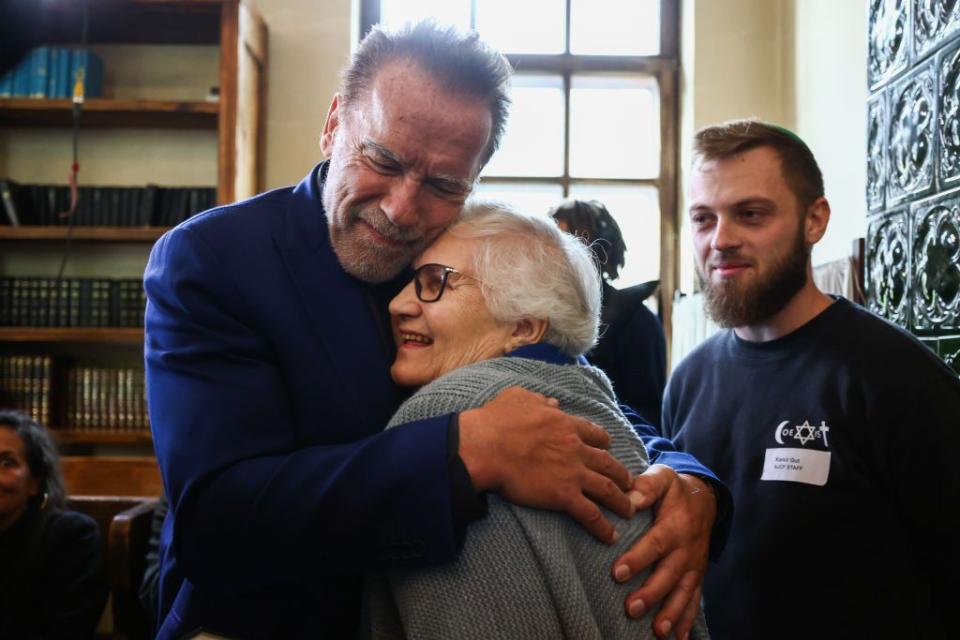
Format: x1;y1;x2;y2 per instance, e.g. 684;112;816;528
27;1;224;46
0;98;219;129
0;226;170;242
0;328;144;343
54;429;153;445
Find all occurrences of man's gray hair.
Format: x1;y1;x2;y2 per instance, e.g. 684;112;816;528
342;20;512;167
450;200;601;357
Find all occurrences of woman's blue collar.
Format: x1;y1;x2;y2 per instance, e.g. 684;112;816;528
506;343;586;365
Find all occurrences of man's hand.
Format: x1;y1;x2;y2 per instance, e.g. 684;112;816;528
612;465;716;639
458;386;634;544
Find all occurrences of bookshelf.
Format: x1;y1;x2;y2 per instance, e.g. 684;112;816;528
0;0;268;448
55;429;154;445
0;97;220;129
0;328;144;343
0;227;169;242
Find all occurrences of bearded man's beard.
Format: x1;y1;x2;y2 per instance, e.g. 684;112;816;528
700;222;809;328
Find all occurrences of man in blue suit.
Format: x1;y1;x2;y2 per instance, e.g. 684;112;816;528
145;21;725;639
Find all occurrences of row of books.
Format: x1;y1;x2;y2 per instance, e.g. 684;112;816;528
0;47;104;99
65;367;149;432
0;356;150;432
0;277;146;328
0;356;53;426
0;179;216;227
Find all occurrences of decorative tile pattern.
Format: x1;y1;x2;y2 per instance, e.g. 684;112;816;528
870;0;911;89
888;61;937;205
867;209;911;327
911;193;960;331
868;0;960;369
914;0;960;59
868;92;888;213
939;336;960;373
940;39;960;186
920;337;942;355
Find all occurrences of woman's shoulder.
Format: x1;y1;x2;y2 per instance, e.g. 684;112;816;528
388;358;538;427
41;509;101;546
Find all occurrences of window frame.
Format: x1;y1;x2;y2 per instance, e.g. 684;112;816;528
358;0;680;346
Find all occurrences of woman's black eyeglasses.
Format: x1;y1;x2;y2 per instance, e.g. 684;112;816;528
412;263;481;303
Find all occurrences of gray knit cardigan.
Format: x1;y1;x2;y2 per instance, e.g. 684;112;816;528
364;355;709;639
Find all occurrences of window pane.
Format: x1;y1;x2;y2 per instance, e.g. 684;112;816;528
569;75;659;179
570;0;659;55
472;181;564;216
482;74;565;178
379;0;471;30
568;183;660;287
476;0;565;54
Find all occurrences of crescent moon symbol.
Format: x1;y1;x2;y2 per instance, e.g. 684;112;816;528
774;420;790;445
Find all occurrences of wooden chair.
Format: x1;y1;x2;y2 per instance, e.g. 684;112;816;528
63;456;163;640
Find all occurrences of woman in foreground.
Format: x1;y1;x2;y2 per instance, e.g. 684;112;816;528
365;201;708;639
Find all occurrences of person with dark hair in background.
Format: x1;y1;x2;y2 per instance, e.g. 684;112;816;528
0;410;107;639
551;199;667;427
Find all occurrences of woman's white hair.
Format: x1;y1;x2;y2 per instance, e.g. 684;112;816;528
448;199;601;357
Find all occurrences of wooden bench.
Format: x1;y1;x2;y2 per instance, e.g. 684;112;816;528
62;456;163;497
63;456;163;639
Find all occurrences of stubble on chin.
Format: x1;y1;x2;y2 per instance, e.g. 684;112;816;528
329;222;417;283
328;208;430;283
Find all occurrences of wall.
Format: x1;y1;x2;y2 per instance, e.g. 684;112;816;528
788;0;868;266
244;0;353;189
678;0;792;292
677;0;868;292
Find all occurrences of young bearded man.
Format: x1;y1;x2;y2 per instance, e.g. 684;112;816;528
665;120;960;639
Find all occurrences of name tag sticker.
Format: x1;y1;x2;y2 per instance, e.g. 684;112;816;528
761;447;831;486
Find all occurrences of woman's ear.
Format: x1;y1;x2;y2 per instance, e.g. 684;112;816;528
504;318;549;353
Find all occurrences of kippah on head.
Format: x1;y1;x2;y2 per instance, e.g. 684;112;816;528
692;118;825;208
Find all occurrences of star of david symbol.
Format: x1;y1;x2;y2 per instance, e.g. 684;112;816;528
793;420;817;446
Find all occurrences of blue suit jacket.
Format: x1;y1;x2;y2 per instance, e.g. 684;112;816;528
145;163;727;638
145;163;456;638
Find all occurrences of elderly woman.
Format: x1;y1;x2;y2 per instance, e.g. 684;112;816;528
0;411;107;638
365;202;708;639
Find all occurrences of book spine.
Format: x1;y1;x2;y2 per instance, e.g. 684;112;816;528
0;69;13;97
39;356;51;426
30;48;49;98
47;48;59;98
12;53;30;97
66;368;76;427
0;179;22;226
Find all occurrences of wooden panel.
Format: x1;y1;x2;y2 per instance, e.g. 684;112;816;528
508;54;675;74
62;456;163;497
54;429;153;445
659;65;680;367
0;328;144;343
217;0;240;204
660;0;680;58
233;1;267;200
0;98;218;129
0;226;169;242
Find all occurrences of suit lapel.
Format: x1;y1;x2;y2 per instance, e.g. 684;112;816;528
273;164;404;433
